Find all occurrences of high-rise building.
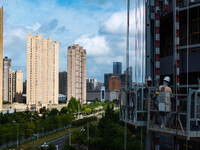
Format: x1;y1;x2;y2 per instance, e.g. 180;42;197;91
0;7;3;110
15;70;23;103
3;57;11;102
27;33;59;109
11;70;16;102
67;44;86;105
23;80;26;94
104;73;114;91
59;71;67;96
8;68;13;102
113;62;122;75
109;75;121;91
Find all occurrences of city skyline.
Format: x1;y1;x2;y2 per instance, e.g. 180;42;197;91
0;0;143;82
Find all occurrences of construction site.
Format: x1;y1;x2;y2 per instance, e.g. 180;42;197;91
120;0;200;149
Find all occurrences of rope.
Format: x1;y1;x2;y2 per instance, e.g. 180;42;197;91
186;1;189;148
134;0;138;84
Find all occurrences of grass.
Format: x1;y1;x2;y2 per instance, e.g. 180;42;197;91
7;121;98;150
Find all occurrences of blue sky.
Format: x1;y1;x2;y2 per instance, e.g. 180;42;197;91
1;0;144;82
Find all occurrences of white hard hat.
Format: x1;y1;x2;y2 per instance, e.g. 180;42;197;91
164;76;170;83
147;76;152;81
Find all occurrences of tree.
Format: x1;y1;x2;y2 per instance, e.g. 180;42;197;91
0;125;5;146
49;108;59;116
61;107;68;114
63;141;78;150
71;130;86;146
3;124;13;148
84;108;91;114
47;143;56;150
67;97;81;113
60;114;74;127
23;122;35;139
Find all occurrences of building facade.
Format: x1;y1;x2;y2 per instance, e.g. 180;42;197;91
27;33;59;109
3;57;11;102
15;70;23;103
59;71;67;96
67;44;86;105
0;7;3;110
11;71;16;102
109;75;121;91
113;62;122;75
104;73;114;91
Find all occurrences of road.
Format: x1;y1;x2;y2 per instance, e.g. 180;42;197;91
39;129;81;150
41;133;72;150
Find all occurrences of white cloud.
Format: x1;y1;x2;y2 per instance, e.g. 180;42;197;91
26;22;41;31
99;8;144;35
74;34;110;56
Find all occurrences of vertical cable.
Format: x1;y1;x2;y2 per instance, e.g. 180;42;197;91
142;0;144;84
138;0;141;83
124;0;130;149
135;0;138;84
155;0;160;82
186;2;189;147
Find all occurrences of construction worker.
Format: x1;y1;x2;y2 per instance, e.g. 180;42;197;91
159;76;172;96
147;76;153;87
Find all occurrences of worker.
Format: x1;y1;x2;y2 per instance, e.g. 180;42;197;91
147;76;152;87
159;76;172;96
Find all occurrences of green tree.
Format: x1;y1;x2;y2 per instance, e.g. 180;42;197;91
60;114;74;127
0;125;5;146
63;141;78;150
67;97;81;113
47;143;56;150
23;122;35;139
71;130;86;146
49;108;59;116
84;108;91;114
61;107;68;114
3;124;13;148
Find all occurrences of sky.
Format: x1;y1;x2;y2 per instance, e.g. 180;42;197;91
1;0;145;82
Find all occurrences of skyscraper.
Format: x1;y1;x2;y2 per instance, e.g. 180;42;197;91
27;33;59;109
3;57;11;102
59;71;67;96
0;7;3;110
109;75;121;91
15;69;23;103
104;73;114;91
67;44;86;105
8;68;13;102
113;62;122;75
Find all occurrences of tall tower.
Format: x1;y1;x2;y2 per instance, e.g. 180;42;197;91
3;57;11;102
67;44;86;105
15;70;23;103
0;7;3;110
113;62;122;75
27;33;59;109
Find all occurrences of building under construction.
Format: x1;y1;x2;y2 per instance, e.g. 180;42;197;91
120;0;200;149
